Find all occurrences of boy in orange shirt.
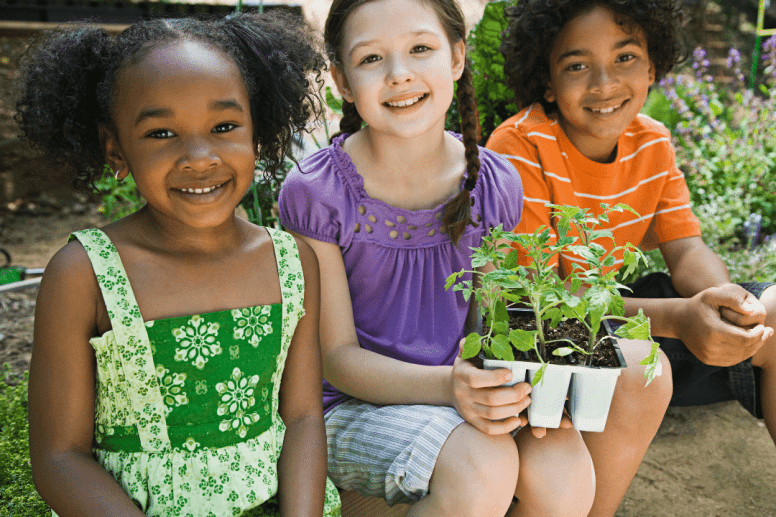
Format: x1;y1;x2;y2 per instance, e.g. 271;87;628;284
486;1;776;516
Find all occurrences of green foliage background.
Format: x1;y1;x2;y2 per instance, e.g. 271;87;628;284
0;368;49;516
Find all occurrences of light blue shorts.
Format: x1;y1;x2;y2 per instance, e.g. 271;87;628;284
324;399;465;506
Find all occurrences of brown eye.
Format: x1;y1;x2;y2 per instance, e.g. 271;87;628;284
213;123;237;133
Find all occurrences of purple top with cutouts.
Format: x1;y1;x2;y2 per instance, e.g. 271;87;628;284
278;133;524;413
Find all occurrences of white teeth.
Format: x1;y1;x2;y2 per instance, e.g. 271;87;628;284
387;94;424;107
179;183;223;194
591;102;623;113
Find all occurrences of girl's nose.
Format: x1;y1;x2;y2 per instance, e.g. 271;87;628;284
386;55;414;85
178;137;221;171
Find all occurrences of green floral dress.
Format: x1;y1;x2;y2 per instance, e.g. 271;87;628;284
58;228;341;517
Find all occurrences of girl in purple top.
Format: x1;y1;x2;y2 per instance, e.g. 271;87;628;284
279;0;596;514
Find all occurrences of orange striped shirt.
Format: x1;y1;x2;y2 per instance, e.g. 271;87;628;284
486;103;701;277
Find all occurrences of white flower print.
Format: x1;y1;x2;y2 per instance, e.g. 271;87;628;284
155;365;188;415
173;315;222;369
231;306;273;347
182;436;200;452
215;367;260;438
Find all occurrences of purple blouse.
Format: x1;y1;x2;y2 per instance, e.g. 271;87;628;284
278;133;524;413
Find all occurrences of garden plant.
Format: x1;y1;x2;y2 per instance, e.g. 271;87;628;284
446;203;663;430
447;203;661;386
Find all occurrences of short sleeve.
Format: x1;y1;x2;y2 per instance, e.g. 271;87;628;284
487;125;556;267
277;147;353;248
638;127;701;249
475;147;524;235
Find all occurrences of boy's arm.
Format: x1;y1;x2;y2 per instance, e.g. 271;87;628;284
623;236;771;366
277;238;326;517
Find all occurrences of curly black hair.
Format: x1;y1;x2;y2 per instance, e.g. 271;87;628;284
14;11;325;191
501;0;686;113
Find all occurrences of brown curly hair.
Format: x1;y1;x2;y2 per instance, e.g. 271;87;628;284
501;0;686;113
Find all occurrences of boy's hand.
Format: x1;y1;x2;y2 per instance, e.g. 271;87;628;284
452;340;531;435
676;284;774;366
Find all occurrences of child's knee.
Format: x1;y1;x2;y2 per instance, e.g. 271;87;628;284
432;424;519;515
514;428;595;516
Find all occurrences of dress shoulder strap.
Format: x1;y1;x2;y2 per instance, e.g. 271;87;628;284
69;229;171;452
264;228;304;413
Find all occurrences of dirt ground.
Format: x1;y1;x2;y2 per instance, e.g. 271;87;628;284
1;204;774;517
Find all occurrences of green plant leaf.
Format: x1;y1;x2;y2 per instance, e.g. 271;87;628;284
504;248;518;269
462;333;483;359
492;334;515;361
494;299;509;324
531;363;547;386
325;86;343;115
491;321;509;334
509;329;536;352
615;310;652;340
445;270;464;290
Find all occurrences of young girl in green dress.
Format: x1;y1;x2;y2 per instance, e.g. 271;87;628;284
17;12;340;517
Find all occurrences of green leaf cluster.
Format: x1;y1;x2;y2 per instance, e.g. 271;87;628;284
446;204;662;386
0;366;50;516
94;165;144;222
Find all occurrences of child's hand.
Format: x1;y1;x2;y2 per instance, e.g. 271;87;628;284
451;339;531;435
677;284;773;366
718;284;768;329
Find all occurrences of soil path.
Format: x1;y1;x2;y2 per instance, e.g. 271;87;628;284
1;207;775;516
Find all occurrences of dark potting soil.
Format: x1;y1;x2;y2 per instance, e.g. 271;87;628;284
502;312;622;368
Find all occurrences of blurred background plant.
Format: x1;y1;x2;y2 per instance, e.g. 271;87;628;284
641;35;776;283
0;367;48;516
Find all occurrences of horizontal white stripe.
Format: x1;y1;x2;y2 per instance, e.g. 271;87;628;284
620;137;670;162
655;204;693;217
575;171;668;200
545;171;572;183
524;197;550;204
505;155;542;169
527;132;557;141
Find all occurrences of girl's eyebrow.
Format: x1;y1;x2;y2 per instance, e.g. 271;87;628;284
556;37;644;62
134;99;244;126
348;30;439;57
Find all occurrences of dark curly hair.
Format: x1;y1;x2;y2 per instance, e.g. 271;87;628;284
323;0;481;245
501;0;686;113
14;11;325;191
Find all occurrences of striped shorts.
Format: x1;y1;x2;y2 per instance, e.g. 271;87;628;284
324;399;465;506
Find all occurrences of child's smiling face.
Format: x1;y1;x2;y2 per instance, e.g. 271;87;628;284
544;5;655;163
331;0;465;141
105;40;257;231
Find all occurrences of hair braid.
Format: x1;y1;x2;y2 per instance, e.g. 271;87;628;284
441;62;481;245
330;99;364;142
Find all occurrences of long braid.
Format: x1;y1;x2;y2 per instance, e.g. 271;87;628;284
441;62;481;244
330;99;364;143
